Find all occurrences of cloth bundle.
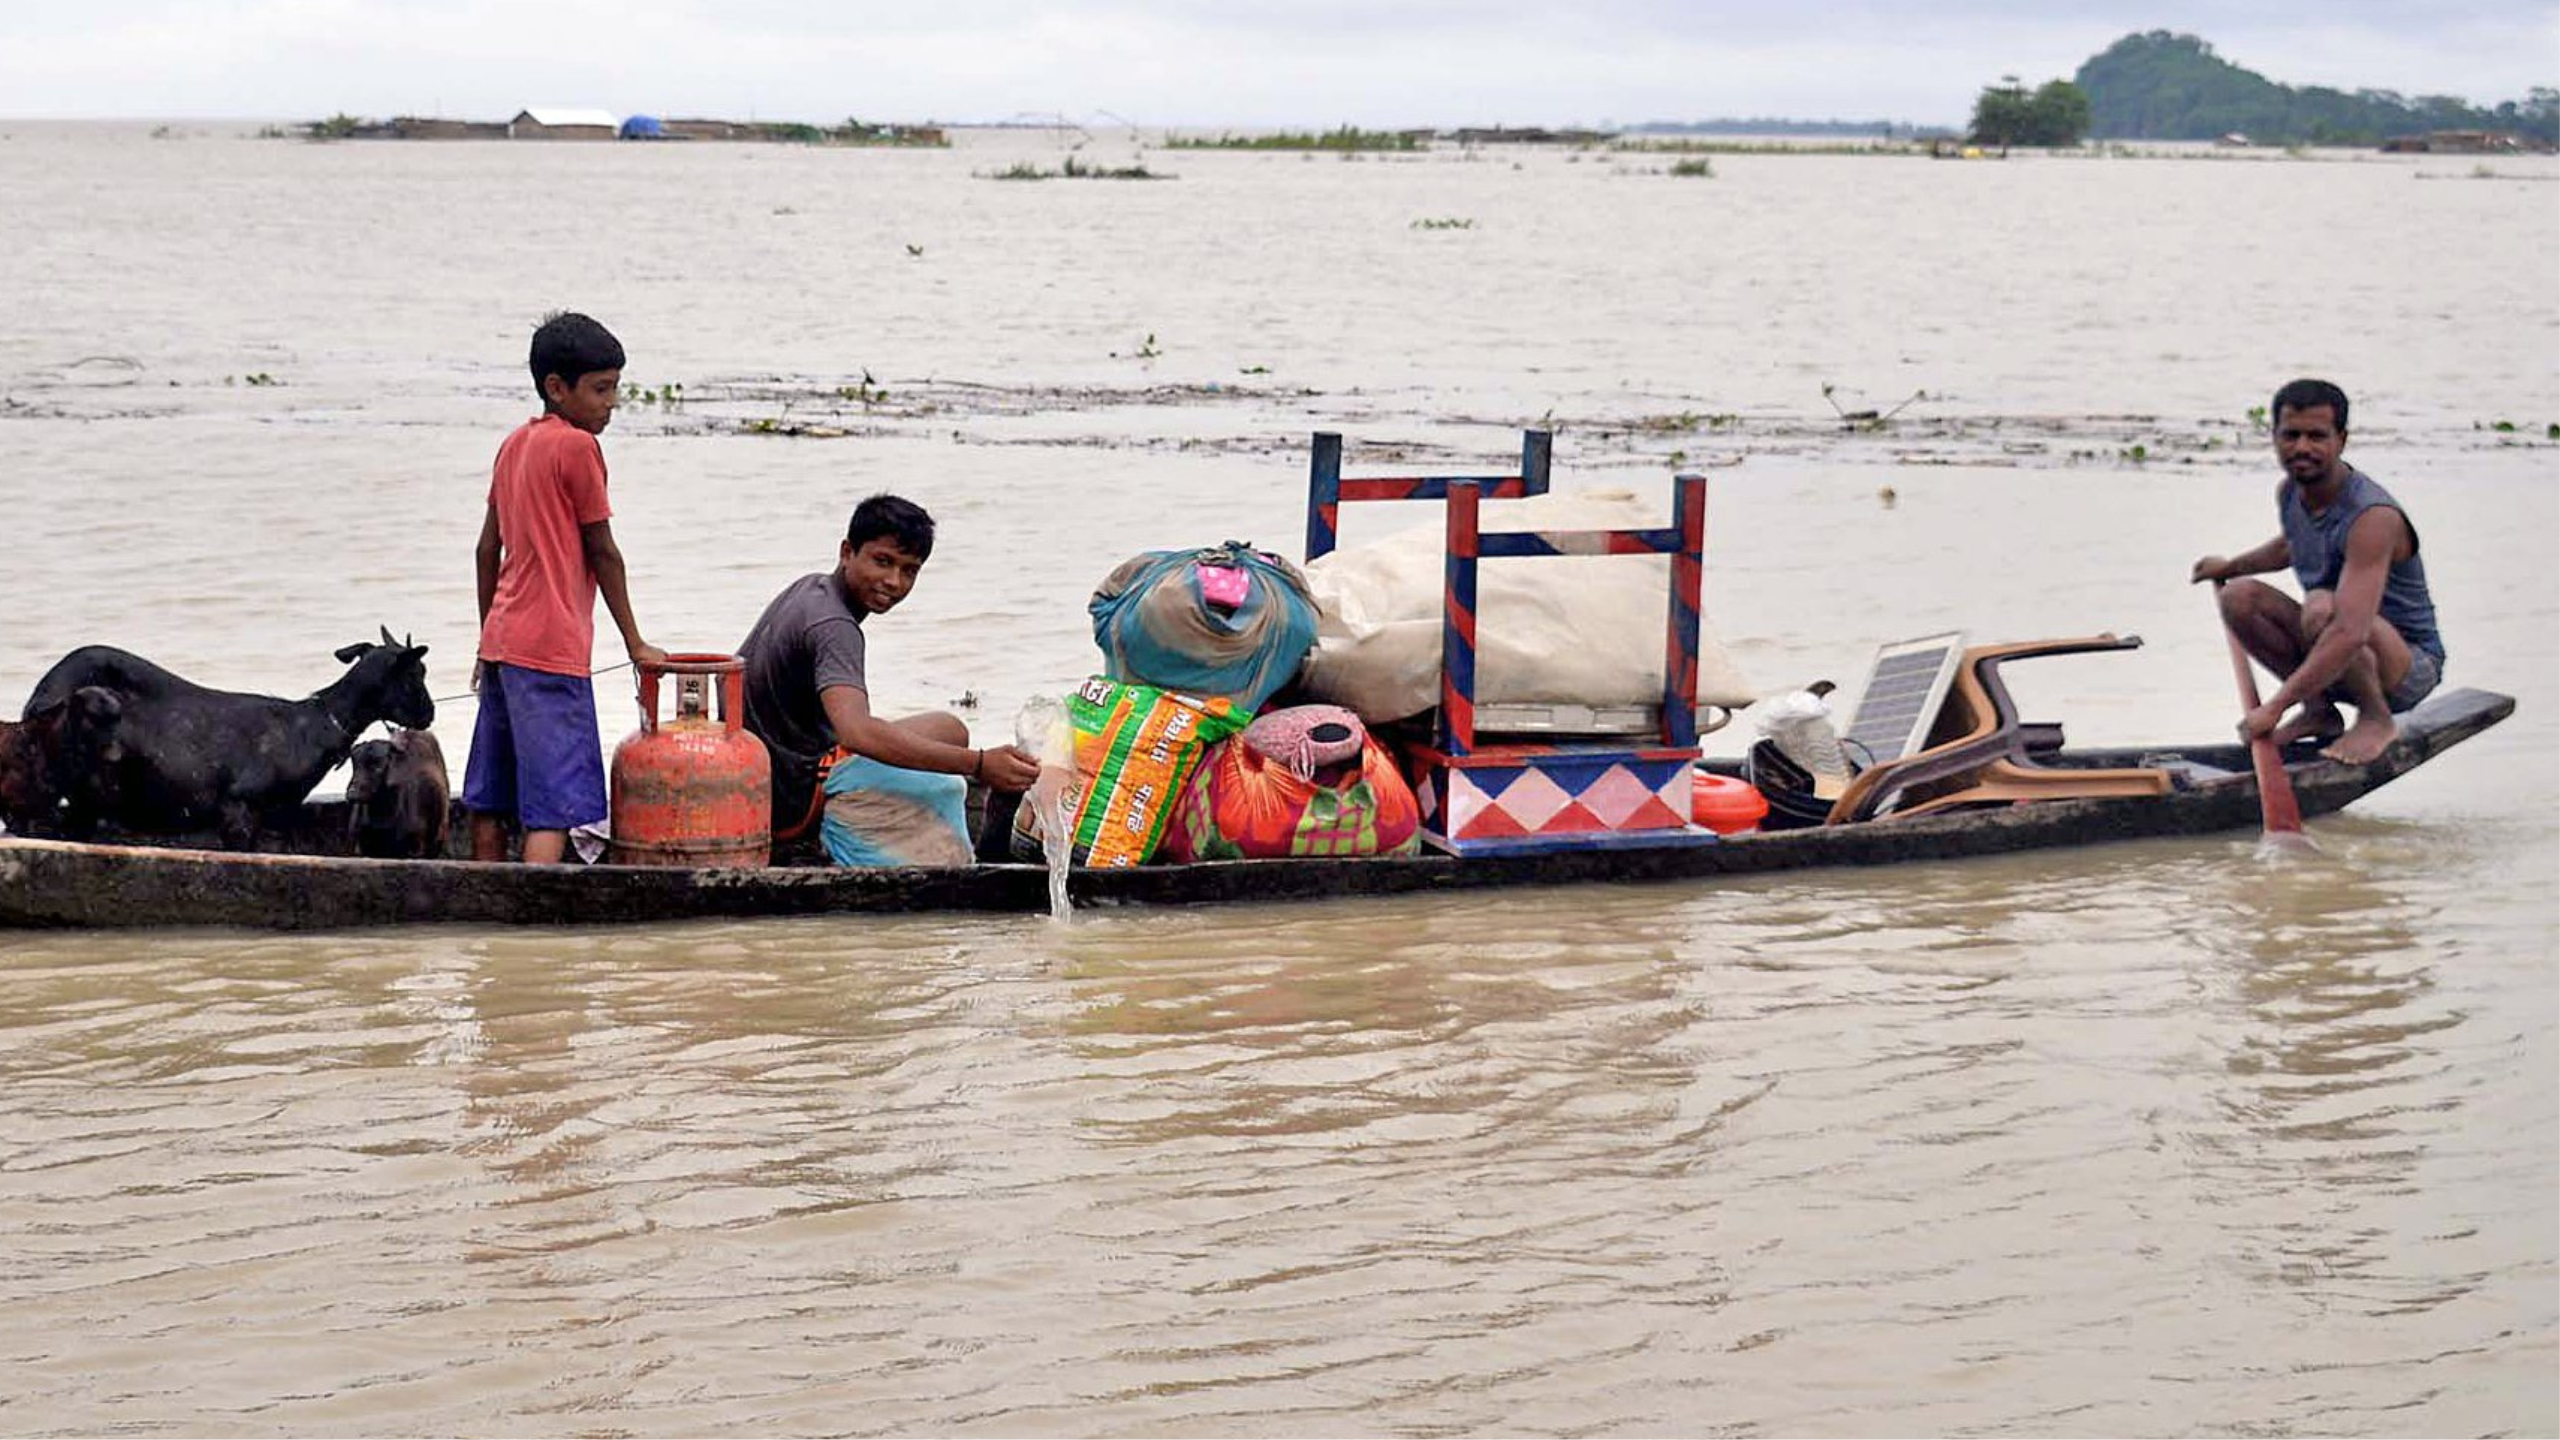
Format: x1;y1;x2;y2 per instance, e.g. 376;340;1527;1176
1012;677;1248;868
1160;704;1421;863
1090;541;1318;712
821;753;973;867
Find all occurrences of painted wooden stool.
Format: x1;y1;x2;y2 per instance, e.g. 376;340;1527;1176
1306;430;1717;856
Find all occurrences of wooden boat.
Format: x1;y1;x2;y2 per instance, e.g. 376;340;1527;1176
0;687;2512;932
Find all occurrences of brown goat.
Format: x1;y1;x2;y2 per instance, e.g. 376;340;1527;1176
345;728;450;859
0;686;123;837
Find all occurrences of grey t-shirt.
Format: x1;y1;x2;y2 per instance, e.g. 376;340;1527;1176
738;570;868;823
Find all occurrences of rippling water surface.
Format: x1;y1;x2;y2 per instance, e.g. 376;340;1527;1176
1;124;2554;1435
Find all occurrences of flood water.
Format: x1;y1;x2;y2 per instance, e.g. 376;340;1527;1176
1;123;2554;1435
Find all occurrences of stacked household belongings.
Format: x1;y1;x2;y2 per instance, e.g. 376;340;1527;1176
1020;541;1419;866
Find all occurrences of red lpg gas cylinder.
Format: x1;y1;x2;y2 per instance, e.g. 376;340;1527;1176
609;654;773;867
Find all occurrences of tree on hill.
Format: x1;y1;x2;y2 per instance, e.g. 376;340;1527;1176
1970;76;2092;147
2073;31;2558;145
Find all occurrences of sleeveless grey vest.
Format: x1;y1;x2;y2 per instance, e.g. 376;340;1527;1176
2281;468;2444;661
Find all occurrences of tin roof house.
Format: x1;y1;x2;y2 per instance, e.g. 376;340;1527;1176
507;108;619;140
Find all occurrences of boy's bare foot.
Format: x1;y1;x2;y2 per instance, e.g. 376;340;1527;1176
2271;701;2345;749
2321;714;2398;765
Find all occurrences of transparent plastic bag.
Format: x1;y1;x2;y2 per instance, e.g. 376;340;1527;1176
1756;687;1850;782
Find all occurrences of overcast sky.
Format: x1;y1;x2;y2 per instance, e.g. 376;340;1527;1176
2;1;2551;128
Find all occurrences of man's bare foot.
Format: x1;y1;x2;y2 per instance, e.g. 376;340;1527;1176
2271;701;2344;749
2321;713;2398;765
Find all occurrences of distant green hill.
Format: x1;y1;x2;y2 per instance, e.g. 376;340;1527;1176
2074;31;2556;145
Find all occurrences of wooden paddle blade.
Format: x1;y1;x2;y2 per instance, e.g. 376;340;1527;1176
2213;582;2311;842
2248;733;2306;834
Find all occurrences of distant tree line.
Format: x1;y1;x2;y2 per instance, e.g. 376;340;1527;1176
1969;77;2093;147
2072;31;2558;145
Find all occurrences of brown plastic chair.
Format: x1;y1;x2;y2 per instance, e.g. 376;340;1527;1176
1824;635;2169;824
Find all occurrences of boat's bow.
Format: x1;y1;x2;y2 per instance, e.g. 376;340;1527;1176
2286;686;2515;817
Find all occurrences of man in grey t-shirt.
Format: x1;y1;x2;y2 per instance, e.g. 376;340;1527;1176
738;494;1041;841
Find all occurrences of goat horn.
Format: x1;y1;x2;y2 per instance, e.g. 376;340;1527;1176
379;624;396;647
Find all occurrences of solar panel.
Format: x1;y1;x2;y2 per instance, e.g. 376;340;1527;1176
1840;632;1966;768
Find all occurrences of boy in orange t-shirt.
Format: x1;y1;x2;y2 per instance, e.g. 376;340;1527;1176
463;312;666;864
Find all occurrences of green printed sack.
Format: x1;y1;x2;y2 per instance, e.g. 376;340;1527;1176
1018;677;1250;867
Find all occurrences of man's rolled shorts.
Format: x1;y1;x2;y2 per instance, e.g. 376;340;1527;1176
2387;647;2443;714
462;663;608;831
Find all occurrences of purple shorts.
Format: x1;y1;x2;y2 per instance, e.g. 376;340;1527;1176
462;663;607;832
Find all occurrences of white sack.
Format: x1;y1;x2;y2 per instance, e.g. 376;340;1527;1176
1300;488;1758;724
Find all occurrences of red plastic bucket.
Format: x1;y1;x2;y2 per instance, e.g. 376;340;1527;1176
1691;771;1769;835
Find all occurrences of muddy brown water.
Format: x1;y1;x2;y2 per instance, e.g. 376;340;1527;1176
1;124;2553;1435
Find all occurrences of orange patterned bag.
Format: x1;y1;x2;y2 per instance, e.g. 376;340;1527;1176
1161;706;1420;862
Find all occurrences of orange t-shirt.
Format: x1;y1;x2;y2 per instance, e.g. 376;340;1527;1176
477;414;613;676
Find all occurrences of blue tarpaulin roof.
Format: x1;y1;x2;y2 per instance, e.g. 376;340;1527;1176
619;115;666;139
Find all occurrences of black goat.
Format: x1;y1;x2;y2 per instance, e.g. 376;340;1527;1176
24;628;434;849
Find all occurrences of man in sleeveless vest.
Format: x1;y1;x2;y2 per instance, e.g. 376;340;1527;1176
2192;378;2446;765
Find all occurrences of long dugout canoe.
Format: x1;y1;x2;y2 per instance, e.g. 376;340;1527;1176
0;688;2515;932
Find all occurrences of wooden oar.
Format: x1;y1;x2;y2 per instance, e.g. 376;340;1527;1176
2213;582;2311;846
